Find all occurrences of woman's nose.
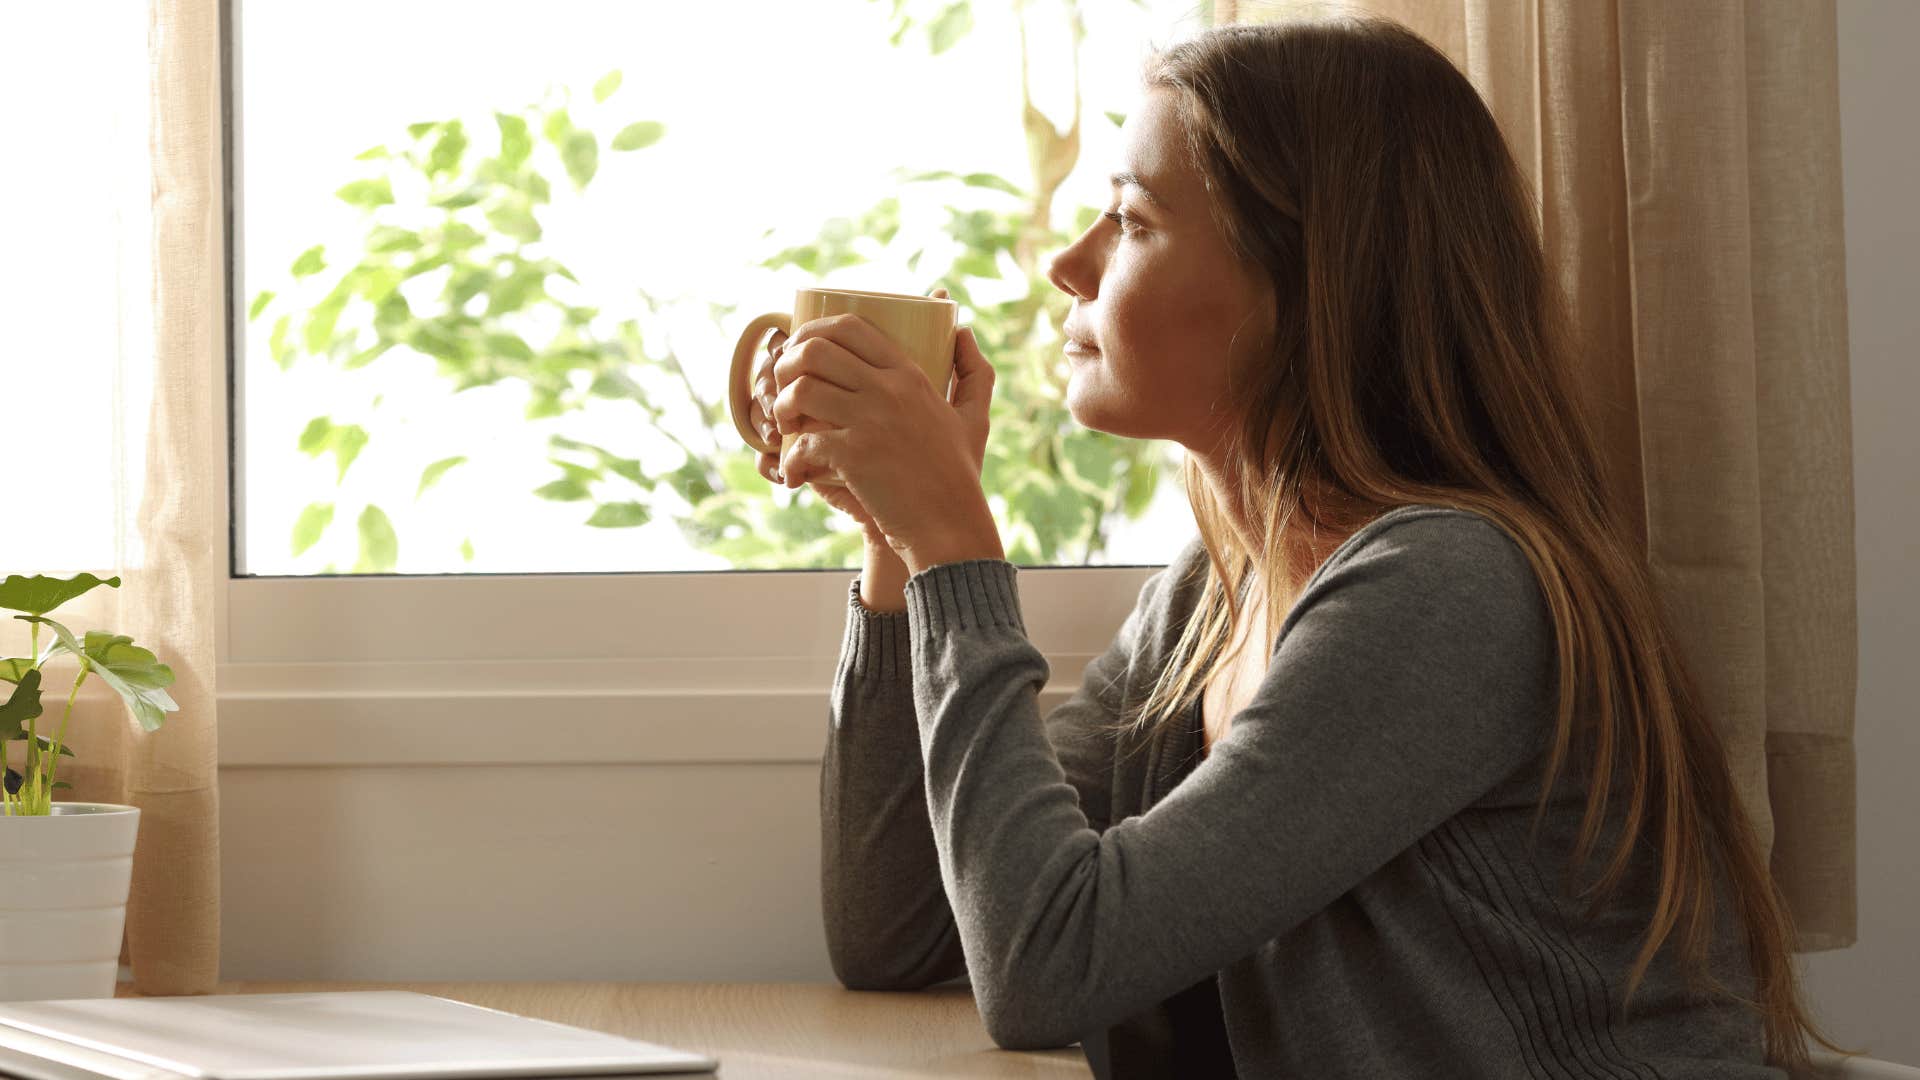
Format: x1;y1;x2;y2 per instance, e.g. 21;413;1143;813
1046;236;1095;299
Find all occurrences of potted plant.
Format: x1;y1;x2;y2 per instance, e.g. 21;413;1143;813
0;572;179;1002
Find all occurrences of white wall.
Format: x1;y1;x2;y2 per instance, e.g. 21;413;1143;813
1795;0;1920;1067
215;2;1920;1066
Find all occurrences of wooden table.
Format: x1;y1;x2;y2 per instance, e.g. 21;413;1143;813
115;981;1093;1079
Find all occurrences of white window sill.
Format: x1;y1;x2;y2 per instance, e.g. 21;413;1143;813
217;565;1158;767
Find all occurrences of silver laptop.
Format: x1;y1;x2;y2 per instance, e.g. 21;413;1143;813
0;991;717;1080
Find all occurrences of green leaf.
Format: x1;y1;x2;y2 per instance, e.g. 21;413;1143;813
1124;460;1157;517
603;455;646;487
587;369;643;400
586;501;651;528
549;434;652;490
484;333;535;362
297;416;333;454
354;505;399;573
291;502;334;557
345;342;395;371
269;313;294;370
415;456;467;500
331;425;369;483
534;478;592;501
448;268;491;311
903;169;1023;197
485;204;542;243
593;70;623;103
366;226;422;253
18;734;76;758
1063;434;1118;490
426;120;467;178
953;250;999;278
542;108;572;146
249;290;275;321
487;269;545;315
373;292;411;332
717;453;763;493
0;573;122;617
460;539;475;563
522;388;560;418
1008;476;1089;555
15;619;179;733
610;121;664;151
299;419;369;484
495;113;532;170
550;460;602;489
1105;110;1127;128
927;1;973;53
336;177;394;209
431;186;485;210
355;265;404;304
0;668;43;742
662;461;717;506
961;171;1022;196
290;245;326;278
411;320;468;363
304;288;350;355
407;121;438;138
562;131;599;188
355;144;390;161
440;223;485;250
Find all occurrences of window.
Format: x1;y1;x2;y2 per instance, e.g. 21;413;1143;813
221;1;1218;760
0;5;150;578
232;0;1211;578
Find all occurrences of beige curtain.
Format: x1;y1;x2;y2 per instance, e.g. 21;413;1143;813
28;0;225;993
1237;0;1857;950
124;0;225;993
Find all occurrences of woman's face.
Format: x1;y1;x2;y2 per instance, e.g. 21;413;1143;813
1045;86;1275;456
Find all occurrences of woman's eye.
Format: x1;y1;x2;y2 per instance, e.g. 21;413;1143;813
1100;209;1138;237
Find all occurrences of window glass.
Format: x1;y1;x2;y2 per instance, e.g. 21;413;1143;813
235;0;1214;575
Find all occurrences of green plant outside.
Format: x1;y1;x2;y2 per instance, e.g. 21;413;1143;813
249;0;1190;574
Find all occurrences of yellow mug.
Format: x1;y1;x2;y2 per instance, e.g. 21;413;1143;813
728;287;958;488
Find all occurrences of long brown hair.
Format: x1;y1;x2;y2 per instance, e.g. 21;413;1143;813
1100;15;1855;1073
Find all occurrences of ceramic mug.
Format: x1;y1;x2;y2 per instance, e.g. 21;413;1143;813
728;287;958;488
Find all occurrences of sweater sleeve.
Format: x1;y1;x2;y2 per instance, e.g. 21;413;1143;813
820;566;1177;991
900;512;1558;1051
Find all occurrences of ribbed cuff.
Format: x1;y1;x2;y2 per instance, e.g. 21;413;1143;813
840;575;911;680
904;558;1025;637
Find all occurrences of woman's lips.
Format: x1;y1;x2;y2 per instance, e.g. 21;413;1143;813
1064;341;1099;357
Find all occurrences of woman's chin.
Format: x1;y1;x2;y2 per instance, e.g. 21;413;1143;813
1064;380;1119;436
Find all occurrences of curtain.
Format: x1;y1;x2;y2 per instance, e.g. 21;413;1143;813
1236;0;1857;950
120;0;225;994
0;0;225;993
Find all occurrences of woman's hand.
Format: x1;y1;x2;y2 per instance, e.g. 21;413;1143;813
750;289;958;546
769;287;1003;573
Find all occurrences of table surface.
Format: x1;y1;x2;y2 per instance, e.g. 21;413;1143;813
115;980;1092;1079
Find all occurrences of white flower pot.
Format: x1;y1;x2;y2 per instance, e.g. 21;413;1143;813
0;802;140;1002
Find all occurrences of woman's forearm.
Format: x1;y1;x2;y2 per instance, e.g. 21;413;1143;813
861;538;911;614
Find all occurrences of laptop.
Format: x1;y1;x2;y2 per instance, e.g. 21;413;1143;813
0;991;717;1080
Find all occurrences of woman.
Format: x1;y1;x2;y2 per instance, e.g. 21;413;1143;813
749;14;1847;1078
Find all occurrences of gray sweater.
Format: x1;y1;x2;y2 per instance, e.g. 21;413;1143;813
822;503;1782;1078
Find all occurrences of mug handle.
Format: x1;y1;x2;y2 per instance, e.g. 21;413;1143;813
729;312;790;455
